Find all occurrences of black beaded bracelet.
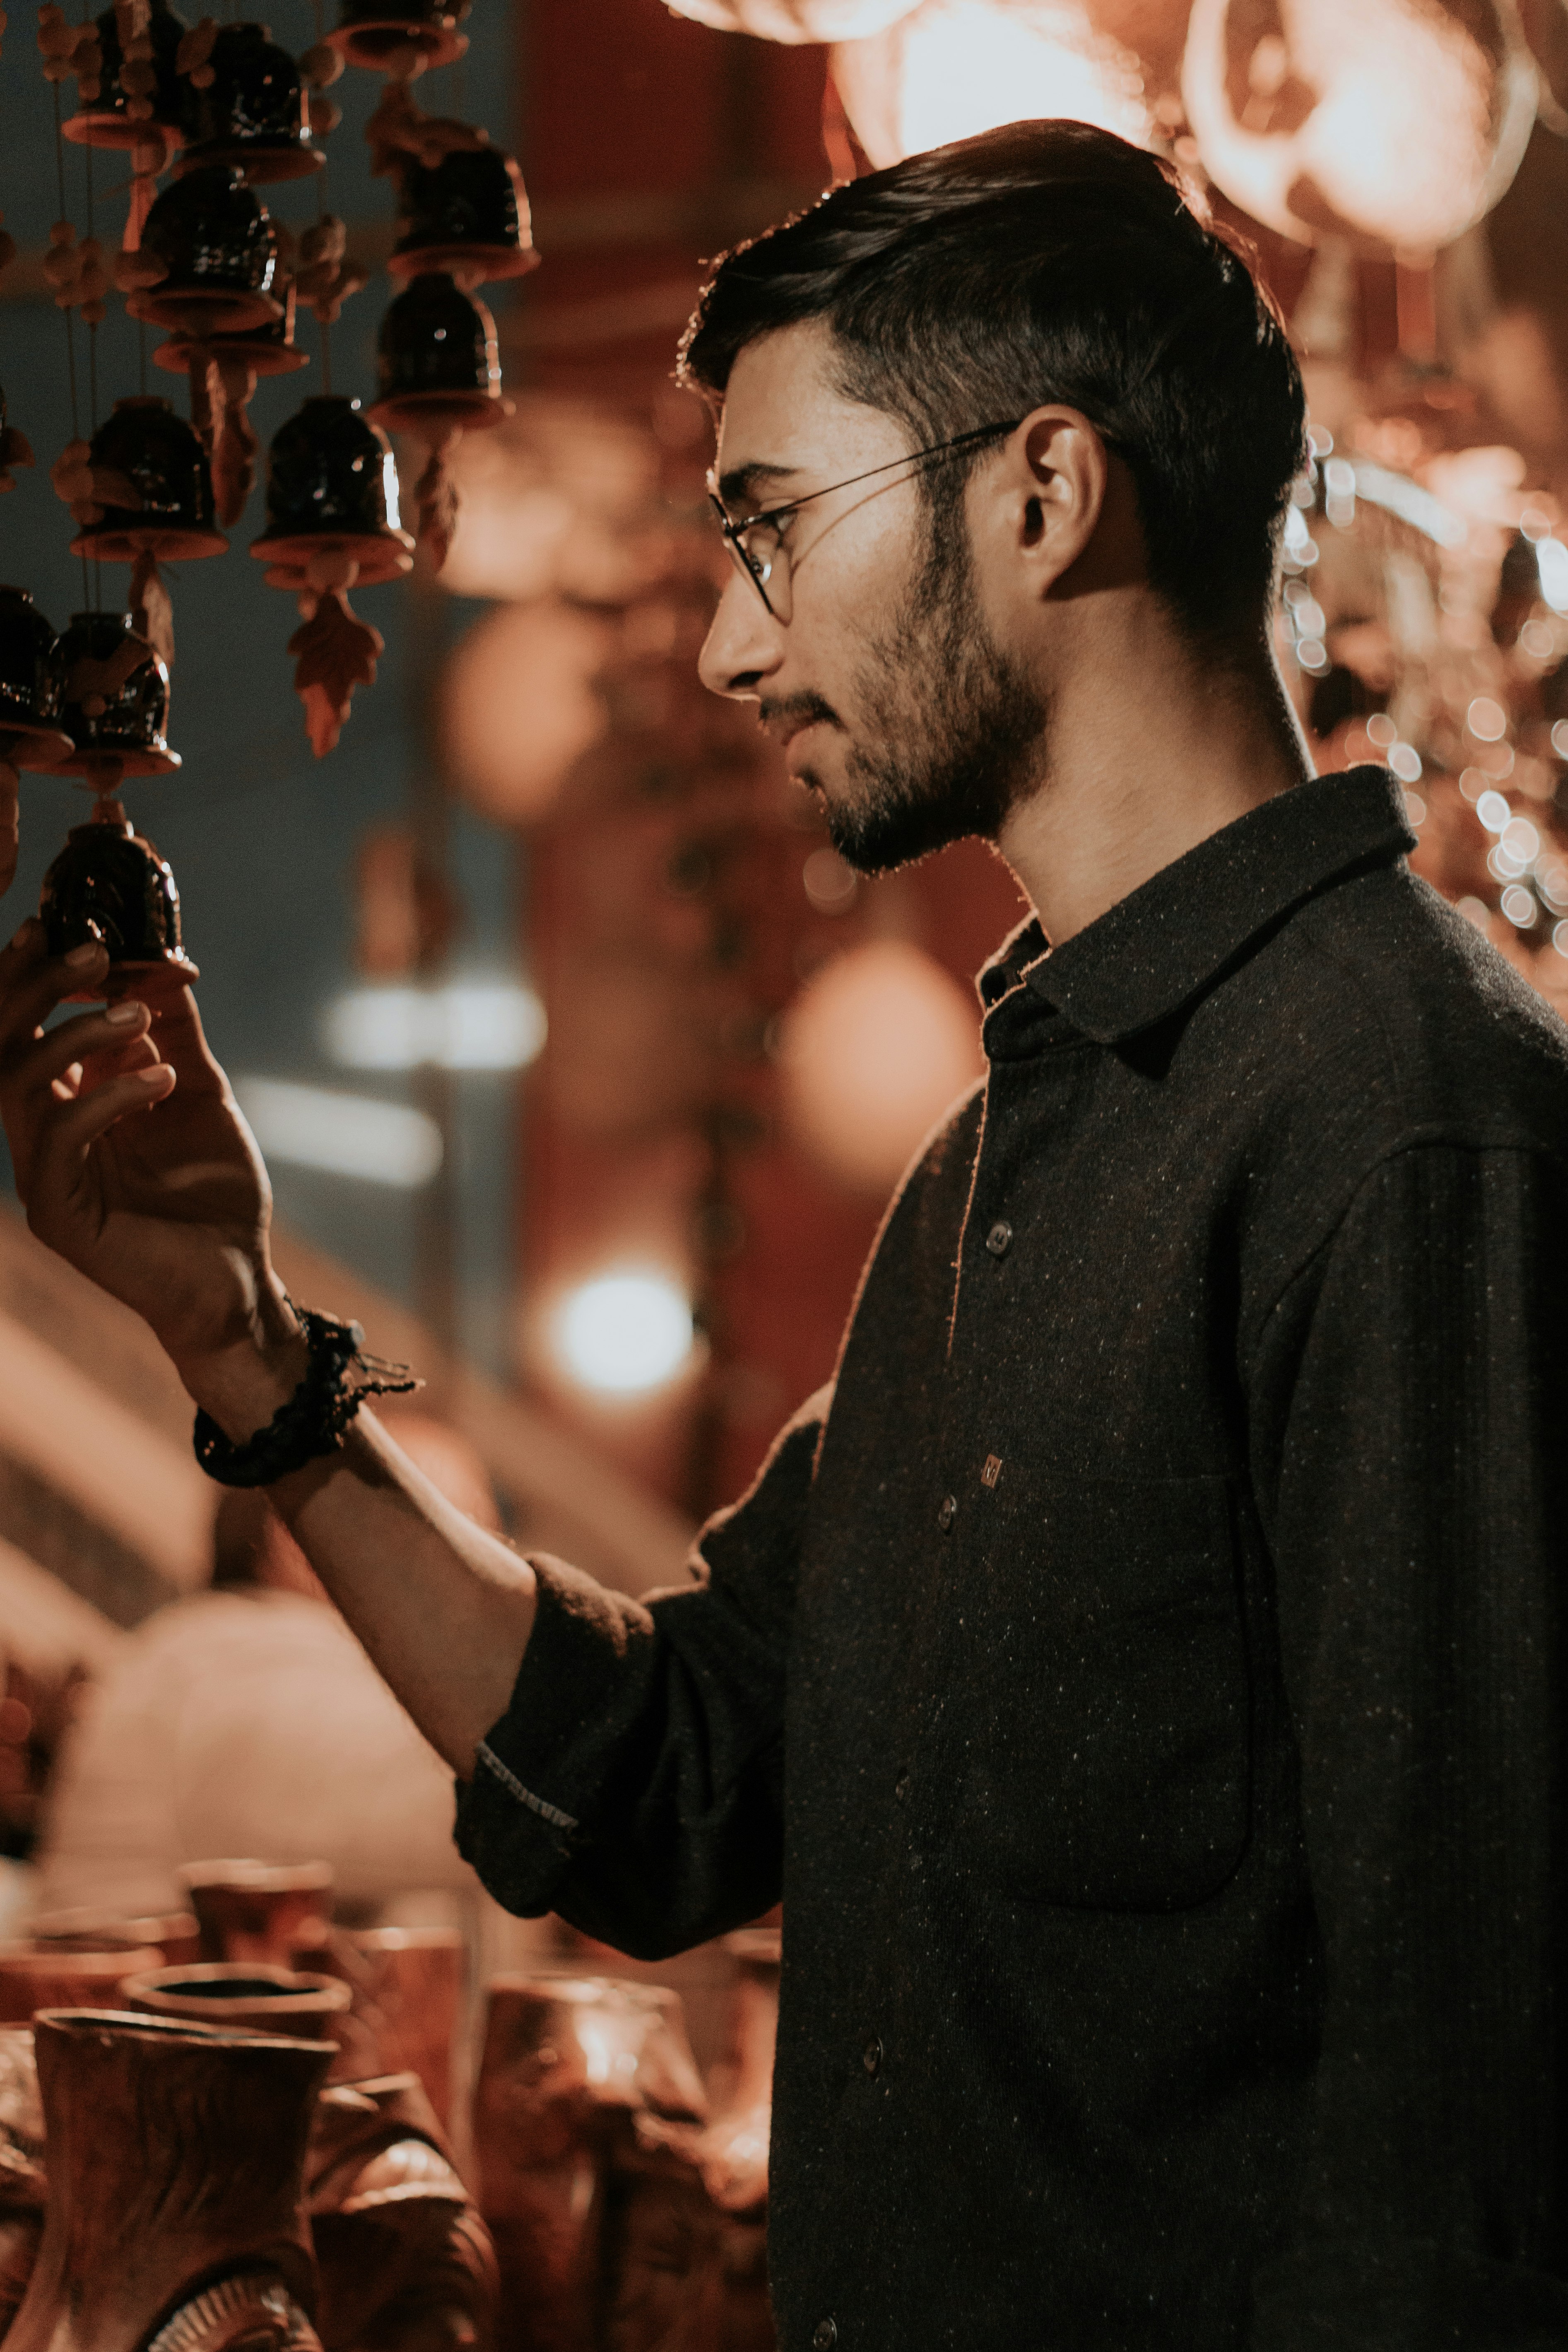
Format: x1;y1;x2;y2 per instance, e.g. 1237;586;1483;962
193;1303;420;1488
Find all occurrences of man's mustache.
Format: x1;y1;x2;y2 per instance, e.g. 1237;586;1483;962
759;693;844;738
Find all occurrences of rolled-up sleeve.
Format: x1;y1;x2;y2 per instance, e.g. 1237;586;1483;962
1249;1141;1568;2347
454;1384;828;1959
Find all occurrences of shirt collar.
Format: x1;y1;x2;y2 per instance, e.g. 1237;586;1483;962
978;765;1416;1048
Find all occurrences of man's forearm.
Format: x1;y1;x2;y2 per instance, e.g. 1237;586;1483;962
180;1325;536;1776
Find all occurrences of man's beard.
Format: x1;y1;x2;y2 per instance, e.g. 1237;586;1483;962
811;494;1045;875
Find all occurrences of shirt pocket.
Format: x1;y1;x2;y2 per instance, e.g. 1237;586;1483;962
956;1471;1250;1911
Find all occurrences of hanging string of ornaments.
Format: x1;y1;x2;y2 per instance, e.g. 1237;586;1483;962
0;0;532;979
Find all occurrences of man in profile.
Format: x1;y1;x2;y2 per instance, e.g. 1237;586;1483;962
2;121;1567;2350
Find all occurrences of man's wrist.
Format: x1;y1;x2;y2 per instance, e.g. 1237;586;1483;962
173;1280;310;1445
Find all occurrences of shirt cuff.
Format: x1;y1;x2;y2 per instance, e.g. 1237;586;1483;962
452;1550;658;1917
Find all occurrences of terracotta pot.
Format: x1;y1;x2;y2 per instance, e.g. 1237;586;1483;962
38;806;198;983
181;1859;335;1966
63;0;186;152
250;395;414;585
472;1975;707;2352
0;1945;161;2027
325;0;469;73
132;166;282;339
308;2071;496;2352
69;398;225;565
176;22;322;184
45;612;181;779
369;272;508;437
0;589;69;770
389;148;538;289
308;1928;464;2128
122;1962;354;2051
31;1909;203;1967
7;2008;330;2352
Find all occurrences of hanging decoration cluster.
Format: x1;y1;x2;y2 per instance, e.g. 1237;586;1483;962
1;0;536;980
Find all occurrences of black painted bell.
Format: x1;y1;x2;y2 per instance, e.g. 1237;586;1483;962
369;271;508;436
130;165;282;337
0;589;71;769
250;394;414;584
177;22;322;183
47;612;181;779
70;397;226;564
63;0;186;152
389;146;538;288
326;0;468;71
39;802;198;979
154;282;310;378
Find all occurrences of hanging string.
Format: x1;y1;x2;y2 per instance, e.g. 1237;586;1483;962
313;0;331;394
52;81;90;610
138;318;147;395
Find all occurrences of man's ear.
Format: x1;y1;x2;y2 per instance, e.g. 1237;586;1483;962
977;408;1144;603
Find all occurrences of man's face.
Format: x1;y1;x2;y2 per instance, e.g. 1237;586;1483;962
698;321;1044;874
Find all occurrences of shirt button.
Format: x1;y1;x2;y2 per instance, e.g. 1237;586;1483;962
937;1495;956;1531
985;1219;1012;1257
862;2035;882;2077
813;2323;838;2350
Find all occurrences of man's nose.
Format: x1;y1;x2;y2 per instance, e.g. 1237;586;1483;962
698;573;785;700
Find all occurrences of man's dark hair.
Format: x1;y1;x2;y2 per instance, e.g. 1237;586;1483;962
679;120;1307;639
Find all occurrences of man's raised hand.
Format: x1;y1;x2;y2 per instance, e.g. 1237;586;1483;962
0;918;296;1385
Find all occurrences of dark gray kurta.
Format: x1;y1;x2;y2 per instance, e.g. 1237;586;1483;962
458;764;1568;2352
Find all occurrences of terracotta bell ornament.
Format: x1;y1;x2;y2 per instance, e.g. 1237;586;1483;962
252;394;413;588
325;0;468;75
308;2071;497;2352
62;0;187;152
38;801;199;986
130;164;281;337
67;395;226;564
388;147;538;289
176;21;323;182
7;2009;332;2352
45;610;180;779
369;270;510;570
0;588;71;771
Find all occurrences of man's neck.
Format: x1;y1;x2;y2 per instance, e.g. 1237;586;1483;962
996;616;1313;946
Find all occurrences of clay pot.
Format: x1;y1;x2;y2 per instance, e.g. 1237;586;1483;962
132;166;282;338
155;284;310;378
389;148;538;289
0;2029;44;2340
369;272;508;436
46;611;180;778
181;1859;335;1966
309;2071;496;2352
472;1975;708;2352
63;0;186;152
0;588;70;770
31;1909;203;1966
122;1962;354;2050
38;804;199;982
0;1945;161;2027
177;22;322;183
250;395;414;585
7;2009;330;2352
310;1927;464;2128
326;0;469;72
70;397;225;564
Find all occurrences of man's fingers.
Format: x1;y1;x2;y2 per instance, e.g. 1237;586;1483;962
0;937;108;1063
26;1061;176;1201
8;1001;151;1102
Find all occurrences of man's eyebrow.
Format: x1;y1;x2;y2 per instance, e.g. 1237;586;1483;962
715;460;802;511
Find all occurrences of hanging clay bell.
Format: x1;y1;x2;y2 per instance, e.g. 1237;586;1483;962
370;270;507;432
326;0;468;72
46;611;180;778
69;396;225;563
63;0;187;152
130;164;281;337
177;21;323;183
38;800;198;981
0;589;71;770
389;146;538;288
251;394;413;587
154;281;310;378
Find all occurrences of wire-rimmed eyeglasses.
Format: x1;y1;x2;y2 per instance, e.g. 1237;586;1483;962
708;419;1023;622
